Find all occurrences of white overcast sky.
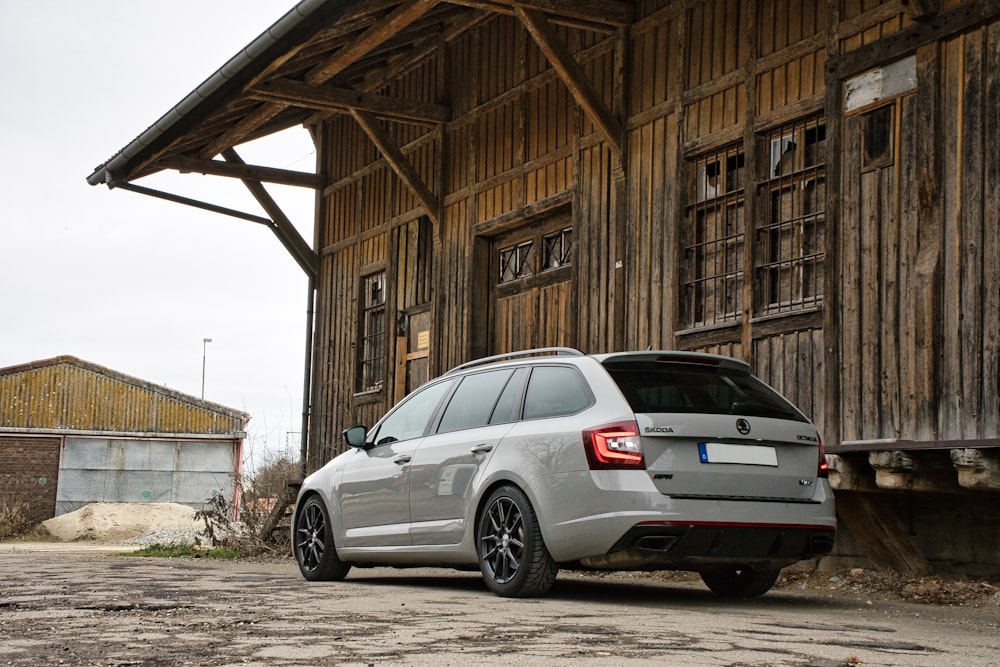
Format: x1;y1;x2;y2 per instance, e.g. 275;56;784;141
0;2;314;470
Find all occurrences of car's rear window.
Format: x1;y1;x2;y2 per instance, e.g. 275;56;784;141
603;361;807;422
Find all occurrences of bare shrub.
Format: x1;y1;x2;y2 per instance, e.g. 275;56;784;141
194;455;299;556
194;486;281;556
0;498;34;539
250;455;300;500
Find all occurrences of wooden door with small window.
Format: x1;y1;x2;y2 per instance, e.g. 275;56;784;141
491;211;575;354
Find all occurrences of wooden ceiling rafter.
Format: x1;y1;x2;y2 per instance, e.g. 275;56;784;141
445;0;631;31
132;0;630;195
295;8;485;126
188;0;450;169
199;101;288;160
304;0;444;86
300;1;464;86
157;109;309;166
250;78;451;125
153;155;322;188
505;0;632;26
250;0;417;86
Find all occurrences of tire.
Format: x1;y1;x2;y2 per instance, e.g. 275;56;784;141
294;495;351;582
700;567;780;598
477;485;558;597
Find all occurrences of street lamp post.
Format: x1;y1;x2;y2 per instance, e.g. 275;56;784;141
201;338;213;399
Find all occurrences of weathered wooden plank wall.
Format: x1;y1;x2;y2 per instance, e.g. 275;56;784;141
625;5;680;351
308;1;1000;467
983;21;1000;442
837;16;1000;445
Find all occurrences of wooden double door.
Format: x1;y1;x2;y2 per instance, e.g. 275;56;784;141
490;210;576;354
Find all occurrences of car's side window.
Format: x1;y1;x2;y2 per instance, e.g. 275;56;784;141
521;366;594;420
489;367;526;425
372;379;454;446
436;369;515;434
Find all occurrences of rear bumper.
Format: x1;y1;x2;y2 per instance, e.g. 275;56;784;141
530;470;836;564
578;521;835;570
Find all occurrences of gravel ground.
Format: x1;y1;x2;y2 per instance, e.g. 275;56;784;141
27;503;1000;609
120;527;205;547
2;550;998;667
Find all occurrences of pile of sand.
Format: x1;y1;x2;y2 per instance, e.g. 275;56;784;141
41;503;202;542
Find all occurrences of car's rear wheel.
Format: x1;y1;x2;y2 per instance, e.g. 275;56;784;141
700;567;780;598
477;485;558;597
294;495;351;581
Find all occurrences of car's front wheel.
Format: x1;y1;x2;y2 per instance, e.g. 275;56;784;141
700;567;780;598
477;485;558;597
294;495;351;582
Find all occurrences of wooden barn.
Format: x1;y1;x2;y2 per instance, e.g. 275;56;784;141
89;0;999;574
0;357;248;523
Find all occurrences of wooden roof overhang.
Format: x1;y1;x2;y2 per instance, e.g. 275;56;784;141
87;0;634;278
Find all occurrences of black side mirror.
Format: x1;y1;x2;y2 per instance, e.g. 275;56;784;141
343;425;368;448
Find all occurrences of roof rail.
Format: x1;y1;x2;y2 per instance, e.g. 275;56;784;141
444;347;584;376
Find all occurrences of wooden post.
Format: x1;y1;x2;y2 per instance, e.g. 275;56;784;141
262;479;302;544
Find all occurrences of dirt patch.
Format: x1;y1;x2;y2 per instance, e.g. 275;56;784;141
38;502;201;542
775;565;1000;607
581;565;1000;608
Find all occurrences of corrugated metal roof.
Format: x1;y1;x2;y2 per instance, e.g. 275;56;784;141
0;356;248;435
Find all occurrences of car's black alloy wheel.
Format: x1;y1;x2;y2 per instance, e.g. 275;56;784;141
477;485;558;597
294;495;351;581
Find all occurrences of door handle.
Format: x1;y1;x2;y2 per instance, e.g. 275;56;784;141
470;444;493;454
393;454;412;465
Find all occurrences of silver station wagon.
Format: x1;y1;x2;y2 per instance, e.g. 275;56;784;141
293;348;836;598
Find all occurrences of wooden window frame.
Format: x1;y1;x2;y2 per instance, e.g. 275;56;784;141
683;143;746;330
356;270;387;394
495;220;573;294
541;227;573;271
754;113;827;317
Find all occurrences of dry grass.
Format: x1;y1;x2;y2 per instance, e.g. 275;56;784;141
0;498;33;539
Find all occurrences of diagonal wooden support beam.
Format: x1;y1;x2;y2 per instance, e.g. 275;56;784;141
351;110;441;227
250;78;451;125
514;7;623;155
305;0;442;86
222;148;319;278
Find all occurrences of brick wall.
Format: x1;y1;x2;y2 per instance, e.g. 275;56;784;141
0;435;60;524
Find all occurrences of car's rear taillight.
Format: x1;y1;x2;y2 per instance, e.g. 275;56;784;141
817;437;829;478
583;421;645;470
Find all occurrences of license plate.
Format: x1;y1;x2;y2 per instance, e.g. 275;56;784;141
698;442;778;466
